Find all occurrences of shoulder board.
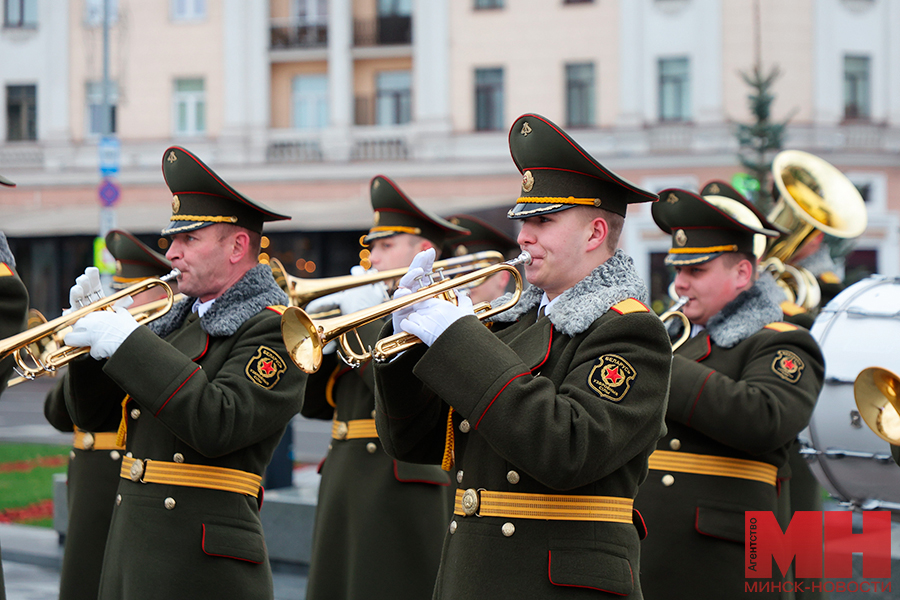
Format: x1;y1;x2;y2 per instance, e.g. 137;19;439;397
780;301;806;316
765;322;799;332
0;263;13;277
266;305;288;315
611;298;649;315
820;272;841;285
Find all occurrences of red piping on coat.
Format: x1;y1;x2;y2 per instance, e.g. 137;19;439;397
685;371;714;426
201;524;263;564
156;366;201;416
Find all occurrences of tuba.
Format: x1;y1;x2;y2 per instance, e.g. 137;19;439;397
762;150;867;310
282;253;530;373
0;270;179;383
853;367;900;445
268;251;504;307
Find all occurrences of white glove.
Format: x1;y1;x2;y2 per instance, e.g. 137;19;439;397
339;265;387;314
400;293;475;347
390;249;436;333
64;306;141;360
64;267;105;315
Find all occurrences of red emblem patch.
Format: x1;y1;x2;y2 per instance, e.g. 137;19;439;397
587;354;636;402
245;346;288;389
772;349;804;383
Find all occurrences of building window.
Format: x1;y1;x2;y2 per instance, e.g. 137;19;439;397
86;81;118;136
474;0;503;8
85;0;118;26
4;0;37;28
658;57;690;122
844;55;870;120
378;0;411;16
292;74;328;130
566;63;595;128
6;85;37;141
173;78;205;136
376;71;412;126
171;0;205;21
475;68;504;131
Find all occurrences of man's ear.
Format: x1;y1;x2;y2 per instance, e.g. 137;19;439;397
735;258;755;288
585;216;610;252
230;230;251;264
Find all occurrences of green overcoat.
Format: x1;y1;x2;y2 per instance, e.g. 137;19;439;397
635;276;825;600
45;376;122;600
64;265;305;600
374;252;671;599
301;318;451;600
0;238;28;600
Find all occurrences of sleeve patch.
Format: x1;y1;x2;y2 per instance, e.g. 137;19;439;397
266;305;287;316
0;263;12;277
765;322;798;332
610;298;649;315
772;350;804;383
245;346;288;389
587;354;636;402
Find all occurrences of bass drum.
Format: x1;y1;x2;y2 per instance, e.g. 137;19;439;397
807;275;900;515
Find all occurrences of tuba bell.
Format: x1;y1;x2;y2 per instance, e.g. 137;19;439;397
853;367;900;445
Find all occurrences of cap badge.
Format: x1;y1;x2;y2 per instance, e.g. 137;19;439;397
675;229;687;247
373;212;380;225
593;198;602;208
520;122;532;136
454;245;468;257
115;260;122;272
167;151;177;163
708;183;720;194
522;170;534;192
172;195;180;214
667;193;679;204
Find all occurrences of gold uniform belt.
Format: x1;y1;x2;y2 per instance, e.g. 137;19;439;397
648;450;778;486
454;489;633;523
120;456;262;497
73;430;125;451
331;418;378;440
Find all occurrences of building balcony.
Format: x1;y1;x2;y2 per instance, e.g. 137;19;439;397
270;18;327;50
353;15;412;46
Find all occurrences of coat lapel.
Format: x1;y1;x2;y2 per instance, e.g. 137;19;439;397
495;307;554;372
676;330;711;362
164;312;210;361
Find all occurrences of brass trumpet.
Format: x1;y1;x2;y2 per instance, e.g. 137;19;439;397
282;253;530;373
660;296;691;352
1;270;180;383
269;251;504;307
853;367;900;445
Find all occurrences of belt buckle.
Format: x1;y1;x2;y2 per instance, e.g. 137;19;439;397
129;458;149;483
461;488;483;517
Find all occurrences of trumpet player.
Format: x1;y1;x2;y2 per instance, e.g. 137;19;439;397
60;147;305;600
636;188;825;600
441;214;520;305
43;230;176;600
372;114;672;599
301;175;467;600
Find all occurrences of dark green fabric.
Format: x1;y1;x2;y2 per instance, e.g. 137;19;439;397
301;318;451;600
64;305;306;600
374;302;671;600
45;376;122;600
442;214;518;258
364;176;468;246
635;324;824;600
105;229;171;287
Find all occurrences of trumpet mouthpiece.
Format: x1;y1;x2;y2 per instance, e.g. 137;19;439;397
163;269;181;282
516;251;533;266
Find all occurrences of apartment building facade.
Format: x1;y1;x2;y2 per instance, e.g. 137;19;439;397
1;0;899;313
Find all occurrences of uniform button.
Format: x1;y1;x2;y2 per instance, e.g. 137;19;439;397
327;444;333;451
336;422;349;440
662;474;675;487
449;520;457;534
459;420;471;433
110;450;121;461
130;408;141;420
173;453;184;463
366;442;377;454
130;459;145;482
456;470;464;484
506;470;520;484
501;522;516;537
669;439;682;450
164;497;176;510
371;409;376;419
116;494;122;506
125;452;132;458
82;432;95;450
69;450;75;460
461;489;479;516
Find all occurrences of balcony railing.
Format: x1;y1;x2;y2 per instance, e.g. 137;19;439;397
270;18;327;50
353;15;412;46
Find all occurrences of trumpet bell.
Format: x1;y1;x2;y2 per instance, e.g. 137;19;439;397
281;306;323;374
854;367;900;444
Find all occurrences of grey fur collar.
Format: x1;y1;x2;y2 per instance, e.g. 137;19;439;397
0;232;15;268
488;249;649;337
149;264;287;338
706;273;784;348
